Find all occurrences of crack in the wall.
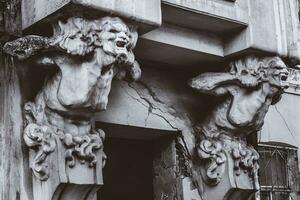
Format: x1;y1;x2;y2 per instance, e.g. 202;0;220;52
127;81;191;131
130;80;180;115
127;82;181;130
274;105;297;141
120;81;175;128
121;83;153;126
138;81;165;104
126;80;199;175
122;79;206;198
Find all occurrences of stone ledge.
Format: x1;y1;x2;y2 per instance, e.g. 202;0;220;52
22;0;161;33
161;0;248;34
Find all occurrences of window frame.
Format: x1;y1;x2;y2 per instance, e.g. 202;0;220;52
258;143;298;200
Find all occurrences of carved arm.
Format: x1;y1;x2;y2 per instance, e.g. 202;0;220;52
3;35;54;60
188;72;238;96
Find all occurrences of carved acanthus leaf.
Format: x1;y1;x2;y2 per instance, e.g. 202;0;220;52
61;129;106;168
23;123;57;181
24;99;106;181
196;139;226;185
196;136;259;188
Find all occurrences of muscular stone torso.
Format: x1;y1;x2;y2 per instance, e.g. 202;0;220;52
201;83;275;138
34;51;115;135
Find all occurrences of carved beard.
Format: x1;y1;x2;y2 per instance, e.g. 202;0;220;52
104;44;126;58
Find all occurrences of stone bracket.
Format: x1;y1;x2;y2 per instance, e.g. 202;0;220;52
189;55;289;200
4;15;141;200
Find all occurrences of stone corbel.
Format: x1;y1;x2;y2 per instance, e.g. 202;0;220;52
4;16;141;200
189;55;289;200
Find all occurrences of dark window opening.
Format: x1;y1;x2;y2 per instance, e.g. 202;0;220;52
98;138;154;200
96;122;176;200
258;143;300;200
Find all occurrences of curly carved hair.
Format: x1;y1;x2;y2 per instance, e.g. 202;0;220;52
51;16;138;56
228;55;286;87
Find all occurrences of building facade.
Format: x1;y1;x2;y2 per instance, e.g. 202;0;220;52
1;0;300;199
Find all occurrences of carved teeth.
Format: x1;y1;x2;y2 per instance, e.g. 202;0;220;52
116;40;127;48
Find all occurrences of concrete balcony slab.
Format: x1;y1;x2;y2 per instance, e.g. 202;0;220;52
22;0;162;33
135;23;224;69
162;0;248;34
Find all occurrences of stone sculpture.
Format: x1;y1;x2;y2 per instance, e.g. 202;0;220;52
189;55;289;197
4;16;141;181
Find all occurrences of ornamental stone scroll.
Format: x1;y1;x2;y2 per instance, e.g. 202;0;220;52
189;55;289;200
4;16;141;200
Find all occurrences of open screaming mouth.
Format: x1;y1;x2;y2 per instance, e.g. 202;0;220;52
276;69;289;82
278;72;289;89
116;40;127;48
280;75;288;81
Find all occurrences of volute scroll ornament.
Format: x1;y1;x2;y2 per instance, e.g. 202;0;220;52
4;16;141;200
189;55;289;199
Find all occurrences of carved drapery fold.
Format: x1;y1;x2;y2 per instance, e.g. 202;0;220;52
189;55;289;199
4;16;141;200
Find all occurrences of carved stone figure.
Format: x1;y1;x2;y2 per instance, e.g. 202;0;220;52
189;55;289;198
4;16;141;200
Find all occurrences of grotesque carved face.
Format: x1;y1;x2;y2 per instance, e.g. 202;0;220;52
98;18;136;64
229;56;289;91
53;17;137;65
265;57;289;89
48;17;140;115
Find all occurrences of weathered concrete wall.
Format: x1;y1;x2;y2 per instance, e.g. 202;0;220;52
95;64;214;155
0;49;31;200
95;64;202;199
1;0;22;35
140;0;300;66
95;64;225;200
260;92;300;150
259;91;300;196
